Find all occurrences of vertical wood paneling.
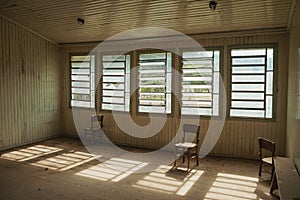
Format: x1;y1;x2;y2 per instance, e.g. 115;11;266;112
286;0;300;160
61;32;288;159
0;16;61;150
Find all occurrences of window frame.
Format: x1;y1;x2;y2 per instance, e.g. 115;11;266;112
179;47;223;117
136;49;173;115
99;52;132;113
69;53;96;109
228;44;278;121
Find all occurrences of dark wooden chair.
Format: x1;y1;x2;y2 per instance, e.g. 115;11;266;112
174;124;200;170
84;114;104;144
258;137;276;178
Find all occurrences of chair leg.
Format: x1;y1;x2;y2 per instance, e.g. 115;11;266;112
182;156;185;163
270;171;278;194
271;164;275;181
258;160;262;177
196;154;199;166
174;148;177;167
187;150;190;170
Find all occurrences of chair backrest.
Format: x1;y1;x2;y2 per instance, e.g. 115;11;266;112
91;114;103;129
258;137;275;158
183;124;200;145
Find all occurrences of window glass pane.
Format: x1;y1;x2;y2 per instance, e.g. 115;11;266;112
71;75;90;81
103;97;124;104
182;108;212;115
72;88;90;94
72;82;89;88
267;48;274;70
182;60;212;66
72;94;90;101
71;56;91;62
91;74;95;90
212;95;219;115
138;106;166;113
103;62;125;69
182;93;212;100
232;66;265;74
72;68;90;75
103;90;124;97
71;62;90;68
125;93;130;112
214;51;220;72
266;96;273;118
231;101;264;109
266;72;273;95
140;53;166;60
230;109;265;118
232;84;264;91
103;69;124;76
102;104;125;111
71;100;91;107
103;55;125;61
231;49;266;56
232;92;264;100
232;57;265;65
232;75;265;82
103;83;124;90
183;51;213;58
103;76;124;83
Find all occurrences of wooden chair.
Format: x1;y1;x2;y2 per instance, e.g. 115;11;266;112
84;114;104;144
174;124;200;170
258;137;275;178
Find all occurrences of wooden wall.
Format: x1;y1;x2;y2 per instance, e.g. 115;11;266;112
0;16;62;150
61;32;288;159
287;0;300;160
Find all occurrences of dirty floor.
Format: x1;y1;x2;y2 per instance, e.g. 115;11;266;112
0;137;277;200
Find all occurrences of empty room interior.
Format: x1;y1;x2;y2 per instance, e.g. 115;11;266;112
1;0;300;199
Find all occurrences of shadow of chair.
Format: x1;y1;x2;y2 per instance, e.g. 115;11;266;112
84;114;104;144
258;137;275;179
174;124;200;171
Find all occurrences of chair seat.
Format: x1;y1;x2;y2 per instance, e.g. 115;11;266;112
262;157;273;165
175;142;196;149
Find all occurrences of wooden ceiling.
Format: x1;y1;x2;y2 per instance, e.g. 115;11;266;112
0;0;294;44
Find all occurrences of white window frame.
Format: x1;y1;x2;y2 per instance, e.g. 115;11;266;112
229;46;276;119
70;54;95;108
138;51;172;114
181;48;221;116
101;53;131;112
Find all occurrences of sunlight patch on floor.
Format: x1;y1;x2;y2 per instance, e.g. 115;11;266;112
204;173;259;200
133;165;204;196
0;145;62;162
31;151;99;171
76;158;148;182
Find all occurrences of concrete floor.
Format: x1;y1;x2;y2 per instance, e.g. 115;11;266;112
0;138;276;200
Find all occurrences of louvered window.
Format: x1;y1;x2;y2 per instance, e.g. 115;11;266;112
70;55;95;108
101;54;130;112
230;47;275;118
138;52;172;114
181;49;221;116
